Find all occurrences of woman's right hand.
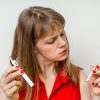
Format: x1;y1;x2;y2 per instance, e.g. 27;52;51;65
0;66;24;100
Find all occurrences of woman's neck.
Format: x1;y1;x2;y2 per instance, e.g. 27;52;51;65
36;54;56;78
40;61;56;78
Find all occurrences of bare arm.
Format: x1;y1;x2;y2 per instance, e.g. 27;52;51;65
80;71;92;100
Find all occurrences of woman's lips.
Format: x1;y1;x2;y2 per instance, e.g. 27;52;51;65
59;49;67;55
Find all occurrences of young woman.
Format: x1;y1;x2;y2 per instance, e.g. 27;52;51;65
0;6;100;100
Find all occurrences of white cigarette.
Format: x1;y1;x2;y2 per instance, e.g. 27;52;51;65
86;67;95;81
10;57;34;87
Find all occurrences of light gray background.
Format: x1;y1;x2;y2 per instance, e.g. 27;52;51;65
0;0;100;77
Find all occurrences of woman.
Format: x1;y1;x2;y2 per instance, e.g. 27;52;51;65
0;6;100;100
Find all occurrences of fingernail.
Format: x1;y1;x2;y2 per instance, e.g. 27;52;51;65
92;70;96;73
20;69;24;73
90;65;95;71
96;65;100;69
95;83;98;87
16;66;21;69
92;82;94;85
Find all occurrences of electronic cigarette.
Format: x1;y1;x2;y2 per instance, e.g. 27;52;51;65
10;57;34;87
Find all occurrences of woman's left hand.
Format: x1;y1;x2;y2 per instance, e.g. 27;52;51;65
89;65;100;95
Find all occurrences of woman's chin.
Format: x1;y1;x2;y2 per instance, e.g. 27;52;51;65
57;54;68;61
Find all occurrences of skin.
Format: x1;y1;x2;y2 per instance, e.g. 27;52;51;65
35;29;68;62
35;29;68;98
90;66;100;96
80;66;100;100
0;28;100;100
35;29;100;99
0;67;23;100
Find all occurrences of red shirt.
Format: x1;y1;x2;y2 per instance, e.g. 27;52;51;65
19;67;81;100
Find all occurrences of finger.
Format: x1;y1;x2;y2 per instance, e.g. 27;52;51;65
14;75;22;81
90;65;100;71
4;69;24;84
95;65;100;70
90;65;96;71
9;80;22;89
5;85;19;97
4;80;22;91
2;66;21;78
96;69;100;75
93;77;100;86
97;82;100;87
92;69;100;76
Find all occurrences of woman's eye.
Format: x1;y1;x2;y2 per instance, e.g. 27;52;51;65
60;33;65;37
47;39;55;44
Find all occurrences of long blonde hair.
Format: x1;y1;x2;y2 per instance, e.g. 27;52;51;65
11;6;80;100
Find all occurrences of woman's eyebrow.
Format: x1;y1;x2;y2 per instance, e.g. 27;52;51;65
45;29;64;40
47;34;58;40
60;29;65;33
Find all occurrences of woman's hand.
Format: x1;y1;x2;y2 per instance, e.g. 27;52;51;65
0;66;24;100
89;65;100;96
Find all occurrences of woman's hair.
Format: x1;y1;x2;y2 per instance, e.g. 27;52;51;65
11;6;80;100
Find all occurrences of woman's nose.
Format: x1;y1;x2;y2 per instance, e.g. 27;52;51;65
58;37;66;48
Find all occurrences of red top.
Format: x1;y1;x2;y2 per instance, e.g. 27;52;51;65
19;67;81;100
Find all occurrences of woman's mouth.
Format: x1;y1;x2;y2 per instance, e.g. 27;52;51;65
59;49;67;56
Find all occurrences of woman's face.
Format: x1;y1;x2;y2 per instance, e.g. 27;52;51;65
35;29;68;62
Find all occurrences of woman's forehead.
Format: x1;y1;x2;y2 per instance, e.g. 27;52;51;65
46;24;64;36
42;28;64;40
35;22;64;42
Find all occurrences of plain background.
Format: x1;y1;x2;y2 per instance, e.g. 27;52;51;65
0;0;100;78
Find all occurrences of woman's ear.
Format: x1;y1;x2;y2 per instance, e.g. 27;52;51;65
33;47;38;55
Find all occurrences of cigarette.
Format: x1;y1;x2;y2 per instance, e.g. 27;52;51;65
86;67;95;81
10;57;34;87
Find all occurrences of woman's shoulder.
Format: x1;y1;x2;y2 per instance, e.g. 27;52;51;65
73;65;90;88
73;64;83;70
78;67;88;85
79;70;87;82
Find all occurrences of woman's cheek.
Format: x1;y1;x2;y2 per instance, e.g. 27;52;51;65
41;47;57;58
